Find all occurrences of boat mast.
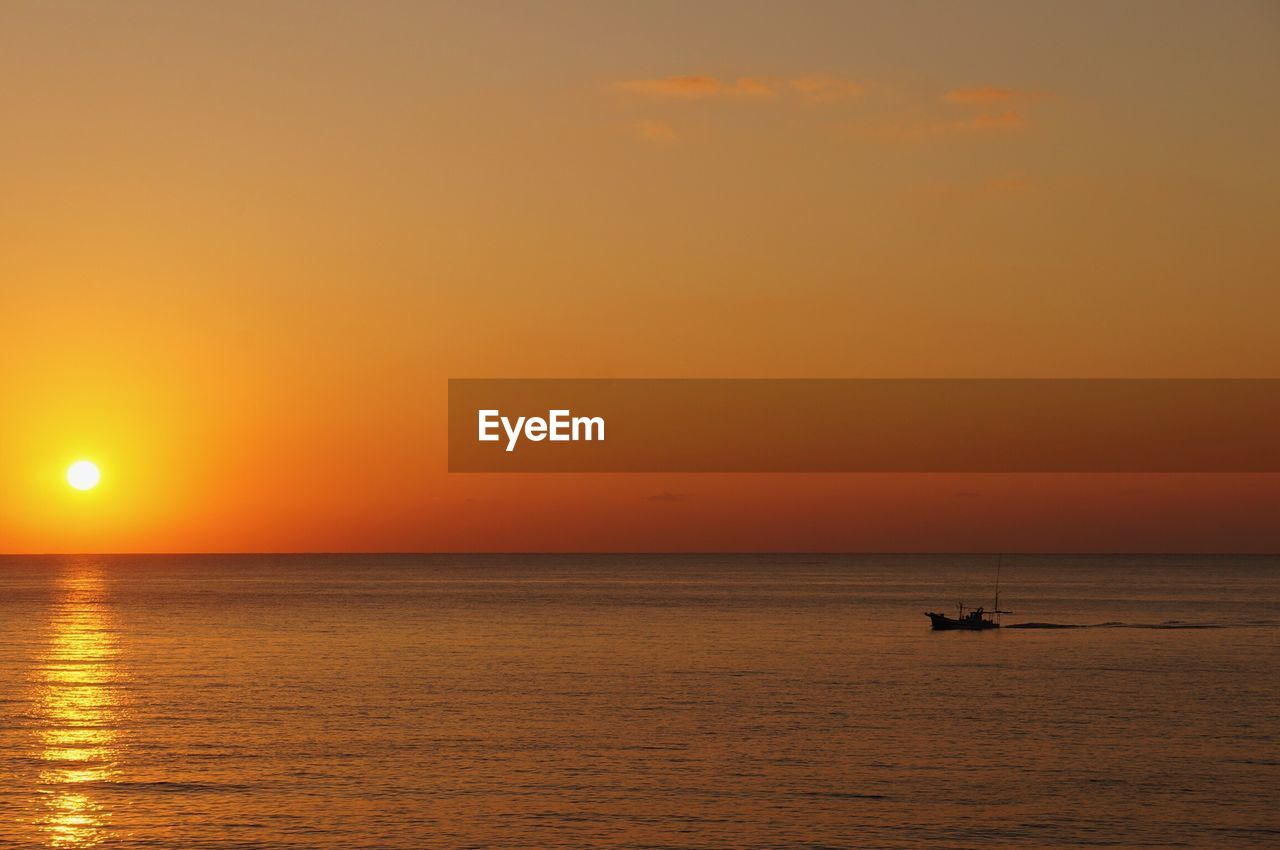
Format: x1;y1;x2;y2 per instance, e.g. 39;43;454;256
994;554;1001;613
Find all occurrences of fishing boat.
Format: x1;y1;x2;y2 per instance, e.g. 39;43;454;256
926;604;1000;630
925;558;1011;631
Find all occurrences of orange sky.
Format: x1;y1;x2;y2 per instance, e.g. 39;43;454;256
2;2;1278;553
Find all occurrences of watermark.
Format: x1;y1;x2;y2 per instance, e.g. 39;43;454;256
448;379;1280;472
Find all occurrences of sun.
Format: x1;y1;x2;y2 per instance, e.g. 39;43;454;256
67;460;101;491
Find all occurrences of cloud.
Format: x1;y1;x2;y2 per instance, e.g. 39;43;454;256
944;86;1018;104
942;85;1049;106
857;109;1025;143
614;74;863;102
611;76;1041;146
733;77;778;98
790;74;864;102
646;491;687;502
614;75;721;99
632;120;679;143
943;86;1045;105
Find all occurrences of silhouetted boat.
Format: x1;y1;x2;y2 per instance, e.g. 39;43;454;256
925;557;1011;631
926;605;1000;630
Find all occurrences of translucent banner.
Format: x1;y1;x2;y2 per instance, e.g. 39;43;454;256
448;379;1280;472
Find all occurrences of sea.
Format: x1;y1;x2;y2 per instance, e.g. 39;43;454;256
0;553;1276;849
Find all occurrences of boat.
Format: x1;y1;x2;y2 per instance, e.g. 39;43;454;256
925;557;1011;631
926;604;1001;630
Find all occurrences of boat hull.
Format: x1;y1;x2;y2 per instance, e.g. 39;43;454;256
926;612;999;631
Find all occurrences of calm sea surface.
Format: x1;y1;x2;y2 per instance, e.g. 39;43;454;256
0;554;1276;848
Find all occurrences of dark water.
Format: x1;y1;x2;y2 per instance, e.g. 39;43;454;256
0;554;1277;848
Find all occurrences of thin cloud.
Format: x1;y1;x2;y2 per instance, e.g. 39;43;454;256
632;120;679;143
612;76;1042;146
614;74;859;102
733;77;778;98
943;86;1047;104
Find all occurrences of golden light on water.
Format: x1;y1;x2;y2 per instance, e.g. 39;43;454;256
31;565;124;847
65;462;101;492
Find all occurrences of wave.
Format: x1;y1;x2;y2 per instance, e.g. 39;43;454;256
1004;620;1273;630
71;780;256;793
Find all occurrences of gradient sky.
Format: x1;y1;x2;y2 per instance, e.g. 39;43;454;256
2;1;1278;553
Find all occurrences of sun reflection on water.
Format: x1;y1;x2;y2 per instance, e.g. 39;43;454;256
31;564;124;847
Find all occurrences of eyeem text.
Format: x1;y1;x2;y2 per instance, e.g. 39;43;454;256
477;409;606;452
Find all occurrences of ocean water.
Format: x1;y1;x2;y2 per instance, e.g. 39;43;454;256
0;554;1276;849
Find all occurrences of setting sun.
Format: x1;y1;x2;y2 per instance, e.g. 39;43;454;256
66;461;101;491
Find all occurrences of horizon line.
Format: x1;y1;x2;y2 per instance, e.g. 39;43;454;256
2;550;1277;558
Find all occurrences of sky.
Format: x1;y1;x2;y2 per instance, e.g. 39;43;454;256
2;1;1278;553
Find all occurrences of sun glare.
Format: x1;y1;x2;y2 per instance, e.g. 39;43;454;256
67;461;101;491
